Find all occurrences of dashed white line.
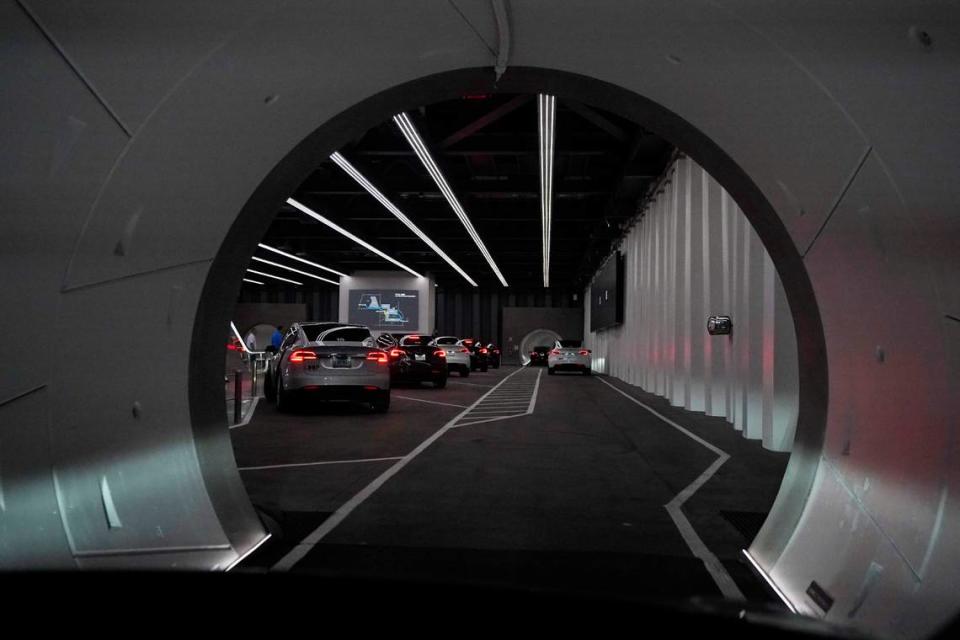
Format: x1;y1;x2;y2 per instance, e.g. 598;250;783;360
393;395;468;409
238;456;404;471
595;375;744;601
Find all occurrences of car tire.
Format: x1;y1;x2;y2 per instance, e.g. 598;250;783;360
583;368;592;376
372;390;390;413
548;367;555;375
276;377;290;413
460;369;470;378
433;376;447;389
264;370;275;402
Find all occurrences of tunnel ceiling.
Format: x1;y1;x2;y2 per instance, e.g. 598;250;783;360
257;93;673;291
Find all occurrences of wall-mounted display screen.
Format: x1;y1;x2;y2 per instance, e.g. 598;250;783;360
348;290;419;330
590;252;625;332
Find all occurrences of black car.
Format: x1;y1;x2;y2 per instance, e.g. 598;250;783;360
385;334;448;388
460;338;489;372
528;346;550;366
486;343;502;368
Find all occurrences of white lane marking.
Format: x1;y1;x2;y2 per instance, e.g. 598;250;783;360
271;367;528;571
451;370;541;429
595;376;744;601
526;370;542;414
393;395;468;409
239;457;404;471
447;381;494;388
228;396;262;430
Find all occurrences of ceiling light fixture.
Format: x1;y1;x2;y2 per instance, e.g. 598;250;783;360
329;151;477;287
286;197;423;278
246;268;302;285
257;243;347;278
251;256;339;286
242;278;264;285
538;93;556;288
392;112;507;287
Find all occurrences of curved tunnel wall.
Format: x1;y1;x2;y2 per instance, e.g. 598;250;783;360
0;3;957;638
585;155;800;452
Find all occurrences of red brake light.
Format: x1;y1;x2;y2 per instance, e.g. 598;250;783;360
551;349;561;356
389;349;404;359
460;348;470;353
479;347;488;354
290;350;317;362
434;350;446;358
367;351;388;364
579;349;590;355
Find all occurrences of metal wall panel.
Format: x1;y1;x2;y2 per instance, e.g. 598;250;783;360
585;157;800;453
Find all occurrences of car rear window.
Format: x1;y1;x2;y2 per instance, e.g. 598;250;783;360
534;346;550;353
435;337;458;345
400;335;424;345
317;327;371;343
559;340;582;348
302;323;345;341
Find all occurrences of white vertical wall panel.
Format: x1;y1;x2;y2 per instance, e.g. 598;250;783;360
585;157;799;451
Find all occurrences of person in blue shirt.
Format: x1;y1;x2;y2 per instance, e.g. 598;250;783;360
271;325;284;350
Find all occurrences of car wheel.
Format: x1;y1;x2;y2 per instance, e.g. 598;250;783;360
372;390;390;413
264;370;275;402
276;377;290;412
583;368;592;376
548;367;555;375
433;376;447;389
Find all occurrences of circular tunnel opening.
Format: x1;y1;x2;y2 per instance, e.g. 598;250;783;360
193;67;826;607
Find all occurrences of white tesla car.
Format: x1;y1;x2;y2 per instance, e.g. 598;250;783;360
547;339;592;375
433;336;472;377
267;322;391;412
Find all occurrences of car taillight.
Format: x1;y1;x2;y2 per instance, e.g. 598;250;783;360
389;349;404;359
579;349;590;355
551;349;561;356
479;347;488;354
460;348;470;353
434;350;446;358
290;350;317;362
367;351;388;364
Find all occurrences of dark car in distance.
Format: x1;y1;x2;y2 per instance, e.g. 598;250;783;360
528;346;550;366
386;334;448;388
460;338;489;372
485;343;502;368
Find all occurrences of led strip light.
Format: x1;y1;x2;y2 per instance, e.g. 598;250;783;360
251;256;339;286
392;112;508;287
257;243;347;278
286;197;423;278
538;93;556;288
330;151;477;287
242;278;264;285
246;268;302;285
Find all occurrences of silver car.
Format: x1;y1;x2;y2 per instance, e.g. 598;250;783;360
433;336;472;377
267;322;391;412
547;339;592;375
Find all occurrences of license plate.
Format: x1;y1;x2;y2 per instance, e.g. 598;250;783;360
414;354;426;361
332;357;351;368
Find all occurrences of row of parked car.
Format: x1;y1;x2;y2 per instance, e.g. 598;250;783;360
260;322;502;413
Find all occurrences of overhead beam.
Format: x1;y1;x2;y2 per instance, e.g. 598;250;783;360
440;94;532;148
563;99;628;142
